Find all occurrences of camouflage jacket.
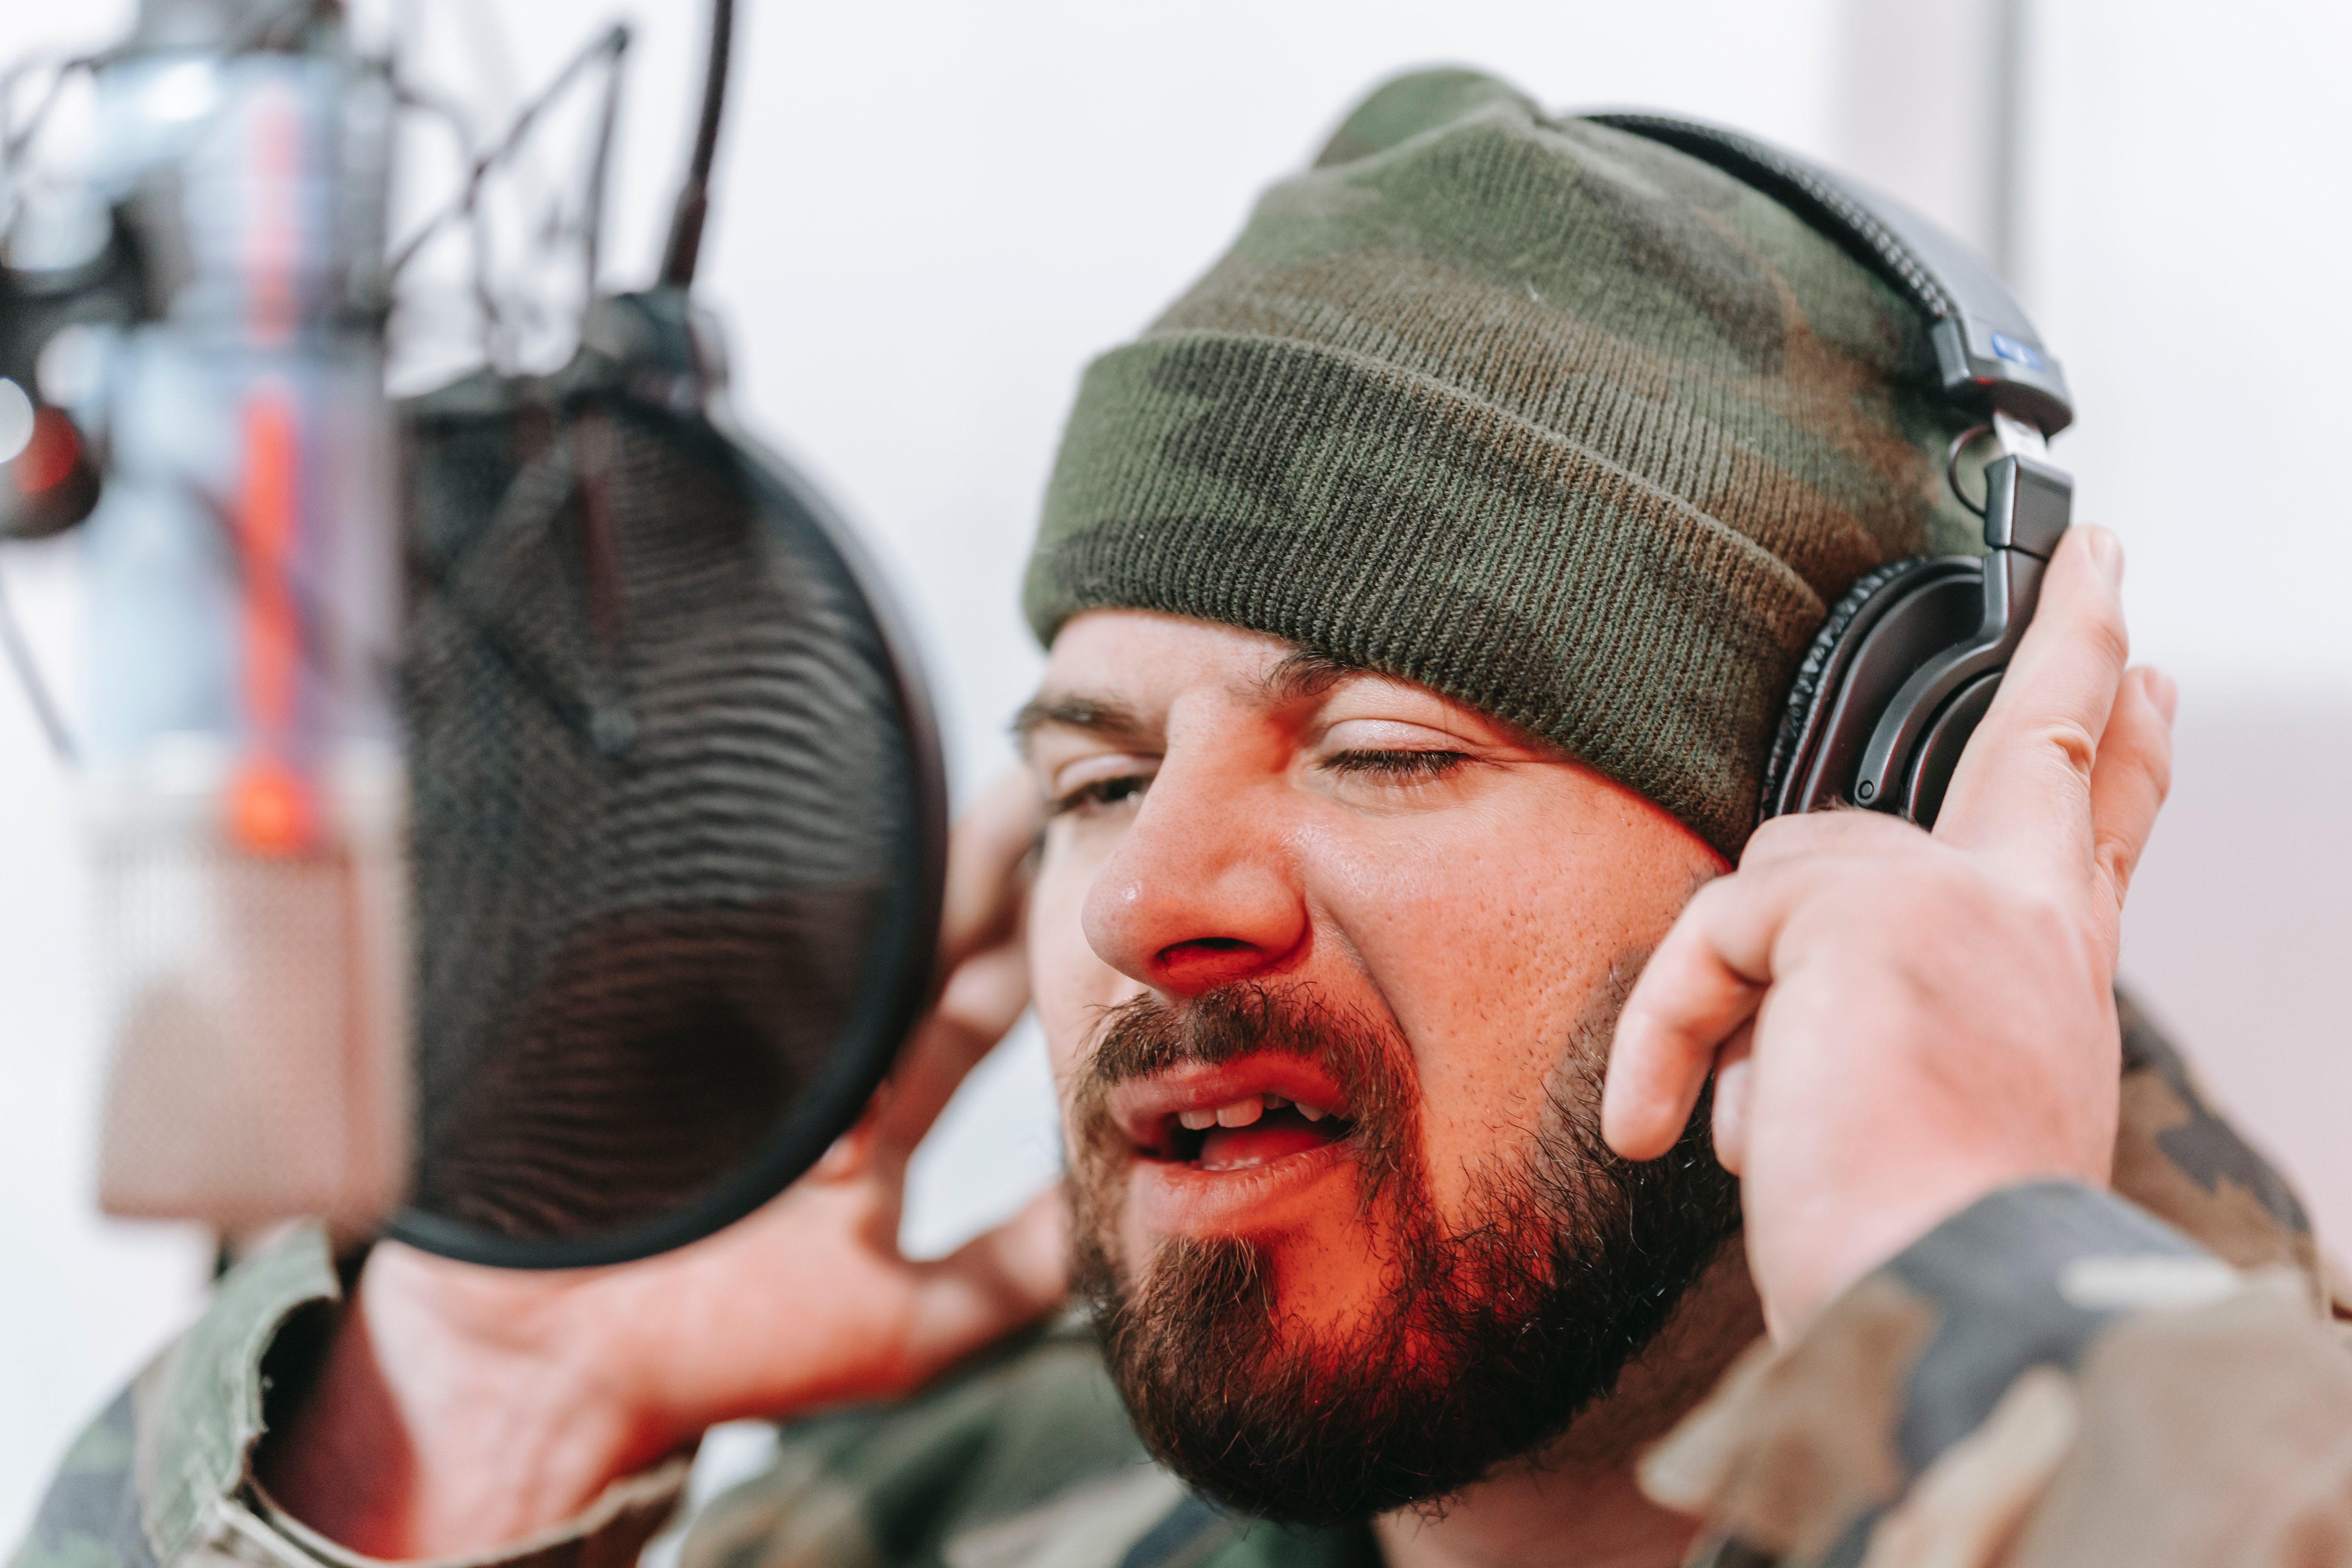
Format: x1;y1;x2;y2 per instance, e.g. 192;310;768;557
19;1000;2352;1568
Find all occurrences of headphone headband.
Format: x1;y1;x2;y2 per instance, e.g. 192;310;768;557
1584;113;2072;437
1577;113;2082;833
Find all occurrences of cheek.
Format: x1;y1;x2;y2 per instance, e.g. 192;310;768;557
1315;784;1715;1212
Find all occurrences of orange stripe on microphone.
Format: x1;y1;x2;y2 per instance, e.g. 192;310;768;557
229;390;313;855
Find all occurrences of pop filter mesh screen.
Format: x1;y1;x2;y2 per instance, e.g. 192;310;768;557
390;369;933;1263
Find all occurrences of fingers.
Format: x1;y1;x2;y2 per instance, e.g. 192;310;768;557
863;770;1045;1165
901;1187;1069;1381
1604;875;1779;1161
1708;1021;1757;1177
820;937;1035;1180
1607;810;1924;1163
1737;802;1909;869
1935;527;2129;866
940;768;1044;971
869;942;1033;1160
809;1103;886;1182
2083;665;2176;915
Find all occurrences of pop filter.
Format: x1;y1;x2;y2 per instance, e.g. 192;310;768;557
387;288;947;1269
376;0;949;1269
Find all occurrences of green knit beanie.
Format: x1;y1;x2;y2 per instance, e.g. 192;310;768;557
1022;67;1983;857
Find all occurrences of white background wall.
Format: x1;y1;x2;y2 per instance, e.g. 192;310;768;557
2;0;2345;1540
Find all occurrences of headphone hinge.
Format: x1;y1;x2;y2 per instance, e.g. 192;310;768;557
1982;451;2073;560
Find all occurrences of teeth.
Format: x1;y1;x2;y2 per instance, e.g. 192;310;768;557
1174;1094;1341;1136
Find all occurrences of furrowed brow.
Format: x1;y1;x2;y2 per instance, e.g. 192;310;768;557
1011;693;1154;757
1254;648;1368;707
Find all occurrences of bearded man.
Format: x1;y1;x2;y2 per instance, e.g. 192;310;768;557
20;68;2352;1568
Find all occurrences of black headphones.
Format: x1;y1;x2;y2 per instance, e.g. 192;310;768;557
1587;115;2076;836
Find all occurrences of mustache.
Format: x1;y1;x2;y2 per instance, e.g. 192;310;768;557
1084;983;1377;1083
1070;981;1423;1212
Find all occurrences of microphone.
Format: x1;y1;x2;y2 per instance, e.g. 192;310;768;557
8;0;947;1267
3;0;410;1234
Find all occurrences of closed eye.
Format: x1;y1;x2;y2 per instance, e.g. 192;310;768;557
1320;748;1469;782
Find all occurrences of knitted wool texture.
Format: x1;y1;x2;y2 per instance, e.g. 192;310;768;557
1022;68;1984;857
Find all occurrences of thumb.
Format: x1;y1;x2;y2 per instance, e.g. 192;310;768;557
1603;872;1772;1161
900;1186;1070;1381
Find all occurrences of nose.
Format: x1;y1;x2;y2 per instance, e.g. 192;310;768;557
1080;751;1307;996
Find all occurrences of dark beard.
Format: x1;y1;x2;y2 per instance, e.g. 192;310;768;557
1067;980;1740;1525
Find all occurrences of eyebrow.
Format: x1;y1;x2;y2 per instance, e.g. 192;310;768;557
1010;693;1154;757
1253;648;1370;706
1012;649;1381;757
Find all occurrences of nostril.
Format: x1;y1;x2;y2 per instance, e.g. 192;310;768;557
1153;936;1276;990
1156;935;1254;965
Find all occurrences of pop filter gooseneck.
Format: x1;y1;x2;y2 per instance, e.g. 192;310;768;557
384;0;950;1269
657;0;731;289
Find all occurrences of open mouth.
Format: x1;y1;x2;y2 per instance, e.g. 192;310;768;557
1116;1063;1356;1175
1160;1093;1352;1172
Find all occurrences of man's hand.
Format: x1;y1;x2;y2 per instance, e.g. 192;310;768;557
259;771;1068;1558
1602;527;2174;1339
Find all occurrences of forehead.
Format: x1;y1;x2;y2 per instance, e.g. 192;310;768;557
1040;610;1303;695
1019;608;1528;753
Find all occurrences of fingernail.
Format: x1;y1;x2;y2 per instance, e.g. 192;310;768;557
2085;526;2124;585
2146;666;2179;724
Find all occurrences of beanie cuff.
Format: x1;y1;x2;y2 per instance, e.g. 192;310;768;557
1024;330;1827;858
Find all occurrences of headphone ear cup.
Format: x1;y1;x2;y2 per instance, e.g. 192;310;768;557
1898;668;2001;831
1757;555;1985;829
1759;559;1924;824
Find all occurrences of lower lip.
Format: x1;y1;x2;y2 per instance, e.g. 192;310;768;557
1126;1137;1353;1237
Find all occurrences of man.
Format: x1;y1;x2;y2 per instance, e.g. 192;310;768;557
19;67;2350;1568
